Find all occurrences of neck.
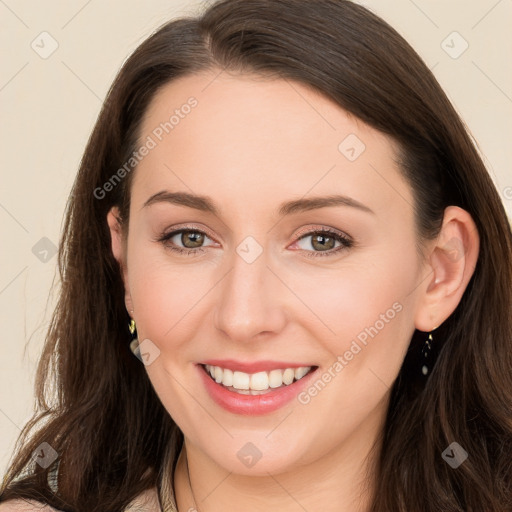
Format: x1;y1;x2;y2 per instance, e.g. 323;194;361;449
173;405;385;512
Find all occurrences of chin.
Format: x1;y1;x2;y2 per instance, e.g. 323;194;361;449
199;433;313;477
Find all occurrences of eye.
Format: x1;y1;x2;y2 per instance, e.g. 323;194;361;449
290;228;353;257
157;228;217;255
155;226;353;258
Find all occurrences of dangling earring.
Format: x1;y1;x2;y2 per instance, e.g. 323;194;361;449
421;332;434;376
129;319;140;357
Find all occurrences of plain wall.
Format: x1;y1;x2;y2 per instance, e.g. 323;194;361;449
1;0;511;474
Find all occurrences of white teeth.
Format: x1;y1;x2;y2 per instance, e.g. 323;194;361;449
294;366;310;380
222;368;233;387
232;371;250;390
282;368;295;385
250;371;269;391
204;364;313;391
268;369;283;388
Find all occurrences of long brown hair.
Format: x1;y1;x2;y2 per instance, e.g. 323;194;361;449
2;1;511;510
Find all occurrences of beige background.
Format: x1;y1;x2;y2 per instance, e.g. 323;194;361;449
1;0;511;474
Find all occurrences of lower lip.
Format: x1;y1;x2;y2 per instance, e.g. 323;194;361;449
198;365;318;415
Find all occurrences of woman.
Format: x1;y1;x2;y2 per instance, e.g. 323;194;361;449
1;0;511;511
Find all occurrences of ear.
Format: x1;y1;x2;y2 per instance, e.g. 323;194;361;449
107;206;134;315
415;205;480;331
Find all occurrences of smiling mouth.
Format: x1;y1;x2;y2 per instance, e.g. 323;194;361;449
201;364;317;395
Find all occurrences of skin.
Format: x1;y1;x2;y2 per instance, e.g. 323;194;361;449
107;70;479;512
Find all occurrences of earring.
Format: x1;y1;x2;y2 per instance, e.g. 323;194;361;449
421;332;434;376
129;319;140;356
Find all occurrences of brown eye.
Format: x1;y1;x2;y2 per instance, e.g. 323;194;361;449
310;233;336;251
181;230;205;248
157;228;217;255
292;228;353;258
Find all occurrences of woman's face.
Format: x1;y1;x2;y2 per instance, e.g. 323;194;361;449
110;71;432;475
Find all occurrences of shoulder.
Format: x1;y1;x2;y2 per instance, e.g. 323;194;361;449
125;487;162;511
0;500;58;511
0;487;162;512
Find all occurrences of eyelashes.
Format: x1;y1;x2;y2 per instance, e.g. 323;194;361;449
155;226;354;258
290;228;353;257
156;229;215;256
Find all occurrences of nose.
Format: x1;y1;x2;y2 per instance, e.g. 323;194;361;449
213;246;287;343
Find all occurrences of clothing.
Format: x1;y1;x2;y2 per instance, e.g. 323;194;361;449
7;435;182;511
120;435;182;511
0;491;172;512
125;487;171;512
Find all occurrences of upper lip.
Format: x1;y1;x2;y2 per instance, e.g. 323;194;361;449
200;359;316;373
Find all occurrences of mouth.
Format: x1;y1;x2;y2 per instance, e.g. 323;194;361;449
197;362;319;415
201;363;316;395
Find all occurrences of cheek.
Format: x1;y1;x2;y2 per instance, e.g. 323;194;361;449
126;249;213;428
285;247;416;330
128;238;226;367
279;246;419;380
286;255;417;455
126;244;216;349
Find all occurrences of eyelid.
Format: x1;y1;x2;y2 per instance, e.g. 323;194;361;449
158;224;348;239
291;224;352;242
158;223;220;243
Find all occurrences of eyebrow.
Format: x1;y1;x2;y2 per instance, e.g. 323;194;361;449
142;191;375;216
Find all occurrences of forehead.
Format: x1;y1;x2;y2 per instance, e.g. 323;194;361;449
131;70;413;220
